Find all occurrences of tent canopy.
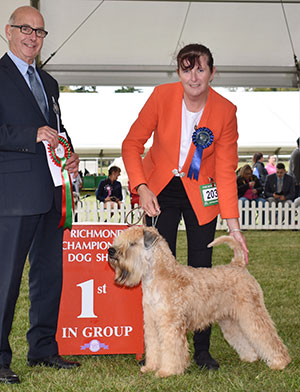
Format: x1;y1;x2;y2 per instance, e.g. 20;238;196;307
1;0;300;87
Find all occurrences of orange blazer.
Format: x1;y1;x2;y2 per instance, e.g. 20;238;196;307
122;82;239;225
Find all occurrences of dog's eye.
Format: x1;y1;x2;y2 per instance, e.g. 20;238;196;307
129;242;137;247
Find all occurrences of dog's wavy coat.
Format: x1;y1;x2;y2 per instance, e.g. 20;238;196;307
108;226;290;378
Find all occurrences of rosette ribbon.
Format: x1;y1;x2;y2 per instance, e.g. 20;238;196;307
187;127;214;181
49;136;74;229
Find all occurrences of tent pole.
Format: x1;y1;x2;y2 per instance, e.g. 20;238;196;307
31;0;41;66
31;0;40;10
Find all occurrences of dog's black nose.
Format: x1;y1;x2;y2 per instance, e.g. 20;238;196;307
108;247;116;257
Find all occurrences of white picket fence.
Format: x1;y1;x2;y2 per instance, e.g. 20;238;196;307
74;199;300;230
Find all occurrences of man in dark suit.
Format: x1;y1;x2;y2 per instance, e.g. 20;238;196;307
0;6;80;384
264;162;295;205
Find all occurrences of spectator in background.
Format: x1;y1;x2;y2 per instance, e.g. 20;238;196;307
73;172;83;194
237;164;265;206
265;155;277;175
288;137;300;198
294;196;300;208
264;163;295;205
96;166;123;208
73;172;83;223
252;152;268;186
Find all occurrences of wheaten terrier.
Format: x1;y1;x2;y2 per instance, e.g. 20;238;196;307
108;226;290;378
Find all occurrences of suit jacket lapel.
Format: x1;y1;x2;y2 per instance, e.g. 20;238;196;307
0;54;47;123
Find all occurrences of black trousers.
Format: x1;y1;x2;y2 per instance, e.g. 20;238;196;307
0;202;63;366
146;177;217;353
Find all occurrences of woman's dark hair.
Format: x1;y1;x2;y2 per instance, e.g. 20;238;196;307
108;166;121;176
177;44;214;73
252;152;263;164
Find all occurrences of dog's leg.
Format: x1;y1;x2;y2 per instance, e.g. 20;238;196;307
154;318;190;378
140;305;161;374
219;318;259;362
238;304;291;370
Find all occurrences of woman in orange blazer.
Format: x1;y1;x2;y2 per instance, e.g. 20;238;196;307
122;44;248;371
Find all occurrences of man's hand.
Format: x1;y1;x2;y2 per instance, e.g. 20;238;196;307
65;152;80;178
36;126;59;148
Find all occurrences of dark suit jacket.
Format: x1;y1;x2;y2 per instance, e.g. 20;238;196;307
0;53;72;216
264;173;295;201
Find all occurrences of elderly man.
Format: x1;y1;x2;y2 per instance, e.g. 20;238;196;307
264;163;295;205
0;6;80;384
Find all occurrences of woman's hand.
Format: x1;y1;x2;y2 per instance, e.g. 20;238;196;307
226;218;249;264
137;184;161;217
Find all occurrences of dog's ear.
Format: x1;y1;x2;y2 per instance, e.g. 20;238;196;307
143;229;159;249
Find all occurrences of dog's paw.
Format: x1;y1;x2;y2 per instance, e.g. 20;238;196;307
268;358;291;370
140;365;147;373
140;365;156;374
155;369;173;378
240;354;259;363
155;368;184;378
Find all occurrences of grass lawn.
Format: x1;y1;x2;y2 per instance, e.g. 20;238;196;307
4;231;300;391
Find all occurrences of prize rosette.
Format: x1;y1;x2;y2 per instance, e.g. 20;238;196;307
48;136;74;229
187;127;214;181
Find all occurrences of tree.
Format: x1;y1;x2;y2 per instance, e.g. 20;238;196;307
114;86;142;93
59;86;97;93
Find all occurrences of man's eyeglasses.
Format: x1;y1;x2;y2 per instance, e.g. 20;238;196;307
10;24;48;38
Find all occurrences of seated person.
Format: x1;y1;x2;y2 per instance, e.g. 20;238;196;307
264;163;295;205
252;152;268;186
237;164;265;206
96;166;123;208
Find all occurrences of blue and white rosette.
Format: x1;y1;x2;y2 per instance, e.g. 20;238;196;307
187;127;214;181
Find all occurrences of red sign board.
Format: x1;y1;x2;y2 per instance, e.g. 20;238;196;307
56;224;144;357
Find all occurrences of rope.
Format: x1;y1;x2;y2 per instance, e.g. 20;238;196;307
170;2;191;65
280;0;300;88
41;0;105;68
0;34;7;44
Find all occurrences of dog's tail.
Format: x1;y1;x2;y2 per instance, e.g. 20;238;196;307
207;236;246;268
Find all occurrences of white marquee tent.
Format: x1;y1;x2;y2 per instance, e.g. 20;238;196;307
0;0;299;162
59;89;299;159
1;0;300;87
